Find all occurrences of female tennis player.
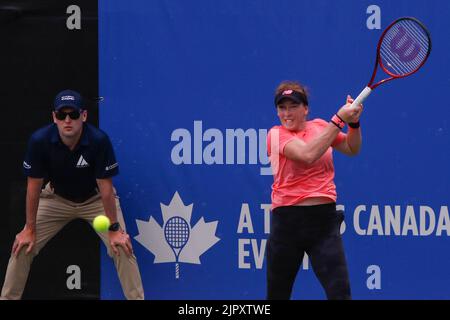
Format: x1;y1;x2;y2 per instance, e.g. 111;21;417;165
266;80;363;300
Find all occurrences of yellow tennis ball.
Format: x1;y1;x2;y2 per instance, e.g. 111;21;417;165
93;215;110;232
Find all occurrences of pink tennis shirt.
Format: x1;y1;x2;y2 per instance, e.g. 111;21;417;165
267;118;346;209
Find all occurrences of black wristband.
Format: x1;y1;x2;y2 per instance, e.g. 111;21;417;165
108;222;121;232
348;121;360;129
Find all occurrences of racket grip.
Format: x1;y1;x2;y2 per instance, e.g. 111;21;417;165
350;86;372;109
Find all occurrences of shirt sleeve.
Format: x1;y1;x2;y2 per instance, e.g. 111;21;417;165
23;135;46;178
267;126;296;156
95;135;119;179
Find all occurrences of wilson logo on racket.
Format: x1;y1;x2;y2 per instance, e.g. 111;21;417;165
134;192;220;279
390;26;420;62
350;17;431;110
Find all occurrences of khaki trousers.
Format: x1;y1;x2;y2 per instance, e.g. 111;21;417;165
1;183;144;300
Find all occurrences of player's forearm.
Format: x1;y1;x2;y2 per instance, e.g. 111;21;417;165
97;179;119;223
25;178;43;230
101;192;118;224
303;123;341;164
346;127;362;155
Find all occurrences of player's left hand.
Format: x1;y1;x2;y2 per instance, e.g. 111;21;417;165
109;230;133;257
345;95;363;123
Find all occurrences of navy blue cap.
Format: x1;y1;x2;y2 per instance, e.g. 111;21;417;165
53;90;83;111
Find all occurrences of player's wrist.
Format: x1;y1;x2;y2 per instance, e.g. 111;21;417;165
348;121;360;129
24;223;36;232
330;114;346;130
108;222;121;232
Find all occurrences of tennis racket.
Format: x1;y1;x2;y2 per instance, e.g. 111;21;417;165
164;216;190;279
350;17;431;109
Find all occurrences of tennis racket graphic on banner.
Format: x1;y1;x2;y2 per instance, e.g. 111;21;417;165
350;17;431;109
164;216;190;279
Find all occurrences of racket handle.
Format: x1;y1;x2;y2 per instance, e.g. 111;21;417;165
350;86;372;109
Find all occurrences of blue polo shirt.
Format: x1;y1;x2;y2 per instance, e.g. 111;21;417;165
23;123;119;202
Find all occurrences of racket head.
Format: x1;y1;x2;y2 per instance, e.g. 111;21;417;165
377;17;431;80
164;216;190;250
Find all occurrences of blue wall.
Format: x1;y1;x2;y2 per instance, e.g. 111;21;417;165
99;0;450;299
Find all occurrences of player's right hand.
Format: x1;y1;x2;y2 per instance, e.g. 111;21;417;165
12;225;36;257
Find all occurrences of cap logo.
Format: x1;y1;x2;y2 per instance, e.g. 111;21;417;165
61;95;75;101
282;90;293;95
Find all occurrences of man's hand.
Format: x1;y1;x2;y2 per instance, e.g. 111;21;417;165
12;225;36;257
109;229;133;257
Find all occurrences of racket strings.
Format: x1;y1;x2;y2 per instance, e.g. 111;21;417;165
164;217;190;249
380;19;430;76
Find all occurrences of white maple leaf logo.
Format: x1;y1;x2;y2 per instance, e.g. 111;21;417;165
134;191;220;279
